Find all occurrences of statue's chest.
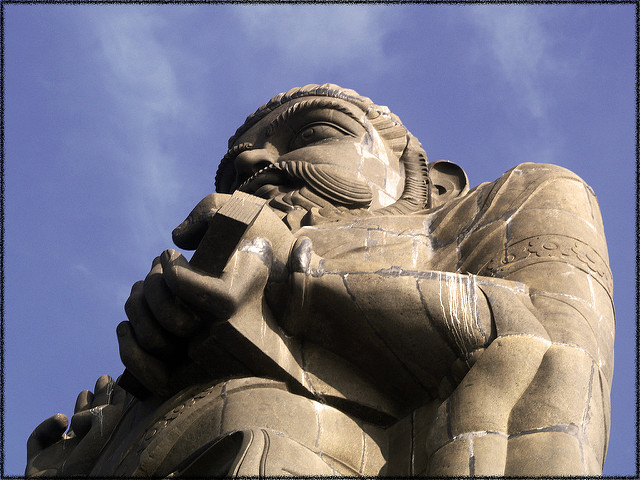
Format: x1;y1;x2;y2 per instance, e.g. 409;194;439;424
295;214;458;271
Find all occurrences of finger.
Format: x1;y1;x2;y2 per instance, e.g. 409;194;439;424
71;379;128;440
126;281;182;355
172;193;230;250
143;259;202;337
110;380;128;406
93;375;115;406
74;390;94;414
289;236;313;273
117;321;170;396
27;413;68;459
224;246;272;300
160;249;236;318
69;410;93;439
162;247;271;318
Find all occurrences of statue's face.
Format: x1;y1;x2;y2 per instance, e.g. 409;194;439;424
227;97;405;212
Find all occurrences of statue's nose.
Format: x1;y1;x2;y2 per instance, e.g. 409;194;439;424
234;148;278;186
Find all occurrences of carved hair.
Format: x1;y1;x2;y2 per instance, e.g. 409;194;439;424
215;84;429;212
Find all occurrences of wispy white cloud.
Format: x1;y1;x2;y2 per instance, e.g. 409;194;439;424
232;5;398;72
463;6;568;119
84;9;199;260
93;11;184;119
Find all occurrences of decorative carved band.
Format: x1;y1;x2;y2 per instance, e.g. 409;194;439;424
481;235;612;294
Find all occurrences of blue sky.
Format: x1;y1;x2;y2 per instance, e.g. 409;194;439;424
3;3;636;475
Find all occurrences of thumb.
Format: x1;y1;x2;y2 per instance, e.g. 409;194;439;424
172;193;231;249
27;413;68;459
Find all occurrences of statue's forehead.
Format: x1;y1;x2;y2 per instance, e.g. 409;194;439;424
232;96;369;145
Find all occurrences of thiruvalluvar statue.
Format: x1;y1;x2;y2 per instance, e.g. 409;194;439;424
26;84;614;476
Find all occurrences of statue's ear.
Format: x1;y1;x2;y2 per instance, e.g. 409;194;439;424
427;160;469;208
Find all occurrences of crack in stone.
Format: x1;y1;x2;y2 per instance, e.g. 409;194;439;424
498;333;552;348
359;428;366;474
508;423;580;439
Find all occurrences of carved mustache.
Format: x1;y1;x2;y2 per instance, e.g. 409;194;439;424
237;160;373;208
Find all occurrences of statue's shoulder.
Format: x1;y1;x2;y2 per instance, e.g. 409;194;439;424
504;161;586;179
469;162;611;289
477;162;602;225
428;162;609;281
486;161;595;200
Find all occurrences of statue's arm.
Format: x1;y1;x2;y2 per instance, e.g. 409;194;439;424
422;265;611;476
283;164;613;475
281;251;498;401
424;166;613;475
504;265;612;475
494;166;613;475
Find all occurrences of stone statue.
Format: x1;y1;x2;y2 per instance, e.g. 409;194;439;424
26;84;614;476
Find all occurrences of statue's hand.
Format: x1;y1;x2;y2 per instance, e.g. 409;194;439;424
25;375;127;477
119;192;292;397
118;245;273;397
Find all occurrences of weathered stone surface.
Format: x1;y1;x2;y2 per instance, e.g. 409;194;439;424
589;369;611;465
505;431;586;475
426;437;471;476
472;432;508;475
26;84;614;476
508;344;593;433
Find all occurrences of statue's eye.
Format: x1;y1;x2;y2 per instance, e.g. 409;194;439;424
290;122;354;150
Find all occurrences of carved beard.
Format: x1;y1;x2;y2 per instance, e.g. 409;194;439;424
237;160;373;213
